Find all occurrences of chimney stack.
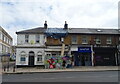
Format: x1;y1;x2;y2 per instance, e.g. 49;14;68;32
44;21;47;28
64;21;68;29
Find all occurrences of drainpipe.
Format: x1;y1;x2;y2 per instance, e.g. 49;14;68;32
91;45;94;66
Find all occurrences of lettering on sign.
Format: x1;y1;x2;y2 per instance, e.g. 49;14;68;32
78;47;92;53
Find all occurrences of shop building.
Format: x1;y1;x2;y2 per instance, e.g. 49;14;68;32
45;24;119;66
16;21;120;67
0;26;13;62
16;27;46;67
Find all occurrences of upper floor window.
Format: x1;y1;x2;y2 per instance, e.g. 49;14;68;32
106;37;112;44
36;35;40;43
72;36;77;44
95;37;101;44
0;32;1;40
25;35;29;43
82;36;88;44
5;37;7;43
8;39;9;44
2;34;4;41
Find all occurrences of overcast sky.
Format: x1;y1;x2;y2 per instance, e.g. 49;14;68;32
0;0;119;44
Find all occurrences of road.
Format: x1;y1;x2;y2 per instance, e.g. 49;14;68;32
2;71;118;82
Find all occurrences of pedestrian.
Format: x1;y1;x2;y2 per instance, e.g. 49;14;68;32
66;59;72;68
62;60;66;69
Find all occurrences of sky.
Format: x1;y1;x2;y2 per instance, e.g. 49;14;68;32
0;0;119;45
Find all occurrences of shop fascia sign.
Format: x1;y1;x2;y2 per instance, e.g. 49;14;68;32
78;47;92;53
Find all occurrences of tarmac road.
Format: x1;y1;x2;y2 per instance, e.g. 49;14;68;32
2;71;118;82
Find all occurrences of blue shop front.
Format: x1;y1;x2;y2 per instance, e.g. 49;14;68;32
72;47;92;66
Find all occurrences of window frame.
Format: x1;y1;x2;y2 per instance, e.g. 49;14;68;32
71;35;77;44
36;34;40;43
25;34;29;43
82;36;88;44
37;52;42;62
106;37;112;44
20;57;26;61
95;37;101;44
20;51;26;62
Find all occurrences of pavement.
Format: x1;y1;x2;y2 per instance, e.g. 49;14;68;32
2;66;119;74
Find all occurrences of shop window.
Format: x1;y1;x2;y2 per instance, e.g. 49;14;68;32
25;35;29;43
106;37;112;44
82;36;88;44
36;34;40;43
72;35;77;44
37;52;42;62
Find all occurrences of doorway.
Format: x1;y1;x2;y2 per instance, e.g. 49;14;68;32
79;53;91;66
29;51;35;66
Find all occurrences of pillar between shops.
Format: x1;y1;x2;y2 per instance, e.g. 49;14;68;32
91;45;94;66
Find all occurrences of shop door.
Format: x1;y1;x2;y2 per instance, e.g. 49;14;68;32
80;53;91;66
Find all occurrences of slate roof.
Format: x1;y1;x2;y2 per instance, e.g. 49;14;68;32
16;27;120;35
68;28;119;35
16;27;45;34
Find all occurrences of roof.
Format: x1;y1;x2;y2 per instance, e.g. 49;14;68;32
68;28;119;35
0;26;13;40
16;27;120;35
16;27;45;34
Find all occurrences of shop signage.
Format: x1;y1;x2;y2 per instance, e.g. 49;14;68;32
78;47;92;53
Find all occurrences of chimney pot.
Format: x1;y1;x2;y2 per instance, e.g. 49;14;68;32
64;21;68;29
44;21;47;28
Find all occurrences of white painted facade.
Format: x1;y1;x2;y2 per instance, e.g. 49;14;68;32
17;34;45;46
16;33;46;66
16;48;45;65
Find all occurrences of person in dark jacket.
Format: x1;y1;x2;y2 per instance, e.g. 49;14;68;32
62;60;66;68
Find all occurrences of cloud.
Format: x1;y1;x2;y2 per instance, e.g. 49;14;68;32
0;0;119;44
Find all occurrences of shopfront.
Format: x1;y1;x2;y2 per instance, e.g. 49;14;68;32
93;47;118;66
72;47;92;66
